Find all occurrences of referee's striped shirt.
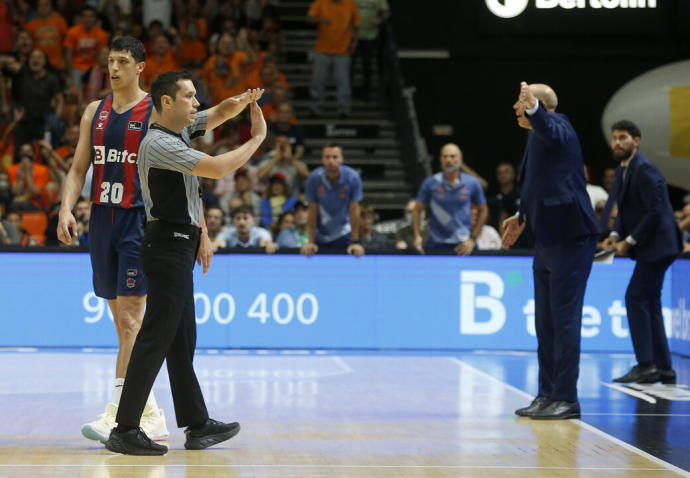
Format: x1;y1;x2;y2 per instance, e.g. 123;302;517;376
138;111;208;228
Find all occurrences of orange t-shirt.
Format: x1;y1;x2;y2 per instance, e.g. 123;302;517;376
261;104;297;125
55;145;74;159
141;51;181;89
64;24;108;71
203;52;248;105
247;67;289;90
26;13;69;70
180;18;208;41
308;0;360;55
180;39;207;66
7;162;51;191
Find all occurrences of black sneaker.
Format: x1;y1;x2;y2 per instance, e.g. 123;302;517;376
105;428;168;456
184;419;240;450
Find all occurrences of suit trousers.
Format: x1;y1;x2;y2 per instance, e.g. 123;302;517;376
533;235;597;403
116;221;209;429
625;255;676;368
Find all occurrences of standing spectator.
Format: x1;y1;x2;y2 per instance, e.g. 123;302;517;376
259;172;298;228
82;46;112;101
140;33;181;90
302;144;364;256
487;162;519;231
64;6;109;90
11;30;34;66
351;0;389;101
502;82;599;420
412;143;488;255
359;204;388;249
219;204;278;252
3;210;38;245
10;49;62;151
203;32;255;106
600;120;682;385
277;200;309;248
307;0;360;118
257;135;309;195
26;0;68;71
175;0;208;69
268;103;305;162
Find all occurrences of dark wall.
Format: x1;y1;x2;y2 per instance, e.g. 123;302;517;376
390;0;690;196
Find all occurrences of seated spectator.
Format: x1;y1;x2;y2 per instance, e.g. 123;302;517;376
585;166;608;211
472;205;501;250
359;204;389;250
257;135;309;195
248;59;288;91
486;162;519;231
277;200;309;248
377;198;414;236
268;102;305;161
601;166;616;192
73;196;90;247
219;168;261;218
204;205;230;252
273;209;295;238
81;46;112;102
0;169;12;213
199;177;220;208
143;20;165;58
3;210;38;245
260;85;295;124
55;123;79;159
218;204;278;253
141;33;182;90
260;172;298;228
7;143;51;210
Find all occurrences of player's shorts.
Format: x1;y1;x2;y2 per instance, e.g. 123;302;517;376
89;204;147;300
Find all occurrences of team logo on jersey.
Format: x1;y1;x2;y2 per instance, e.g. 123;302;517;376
459;186;468;200
126;278;136;288
318;185;326;197
128;121;142;131
338;185;346;199
93;145;137;164
98;110;109;120
126;268;138;277
436;186;445;198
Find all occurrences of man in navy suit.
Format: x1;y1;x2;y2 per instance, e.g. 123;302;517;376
502;82;599;419
601;120;681;384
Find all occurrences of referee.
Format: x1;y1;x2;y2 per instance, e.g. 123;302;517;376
104;71;266;455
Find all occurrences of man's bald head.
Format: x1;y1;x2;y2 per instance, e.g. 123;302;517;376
530;83;558;112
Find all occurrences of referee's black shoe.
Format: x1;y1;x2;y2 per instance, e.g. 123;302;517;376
515;396;552;417
184;419;240;450
105;427;168;455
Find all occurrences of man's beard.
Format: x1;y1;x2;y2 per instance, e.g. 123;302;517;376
612;145;634;162
442;163;461;174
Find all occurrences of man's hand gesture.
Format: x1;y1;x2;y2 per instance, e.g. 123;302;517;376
519;81;536;110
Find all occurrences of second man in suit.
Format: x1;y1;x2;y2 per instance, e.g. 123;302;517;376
601;120;681;384
502;82;599;419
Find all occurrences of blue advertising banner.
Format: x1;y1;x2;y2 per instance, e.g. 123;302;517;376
671;259;690;357
0;253;681;352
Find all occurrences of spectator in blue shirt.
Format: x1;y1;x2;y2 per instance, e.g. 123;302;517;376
413;143;488;254
218;205;278;253
302;144;364;256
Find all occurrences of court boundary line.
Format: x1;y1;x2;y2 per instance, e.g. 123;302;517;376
0;464;675;471
449;357;690;478
601;382;657;403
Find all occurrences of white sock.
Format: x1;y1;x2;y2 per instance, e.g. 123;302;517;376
145;389;159;411
113;378;125;405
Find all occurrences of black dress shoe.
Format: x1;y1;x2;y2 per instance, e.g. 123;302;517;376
613;364;658;383
184;419;240;450
105;428;168;455
515;396;552;417
530;400;581;420
657;367;677;384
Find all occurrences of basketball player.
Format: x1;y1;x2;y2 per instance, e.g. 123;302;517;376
57;36;167;443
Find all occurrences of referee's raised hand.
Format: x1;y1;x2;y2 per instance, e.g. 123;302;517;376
250;101;267;140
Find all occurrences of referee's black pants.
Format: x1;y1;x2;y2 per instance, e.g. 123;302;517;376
116;221;209;429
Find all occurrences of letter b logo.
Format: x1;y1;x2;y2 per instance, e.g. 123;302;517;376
460;271;506;335
485;0;529;18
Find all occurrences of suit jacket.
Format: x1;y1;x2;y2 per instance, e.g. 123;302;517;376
518;105;598;247
612;152;681;262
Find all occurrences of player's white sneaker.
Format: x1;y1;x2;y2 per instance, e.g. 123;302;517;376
81;402;117;443
140;404;169;442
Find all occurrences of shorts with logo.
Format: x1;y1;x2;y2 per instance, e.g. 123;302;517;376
89;203;147;299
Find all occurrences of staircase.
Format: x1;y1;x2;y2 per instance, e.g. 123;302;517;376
276;1;412;220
